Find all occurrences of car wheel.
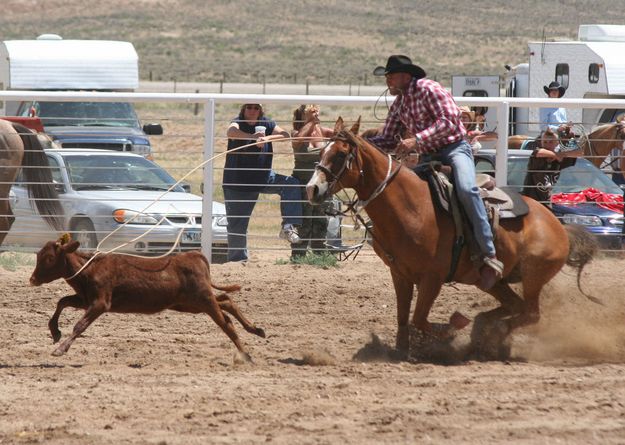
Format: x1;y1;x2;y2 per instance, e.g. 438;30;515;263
72;219;98;250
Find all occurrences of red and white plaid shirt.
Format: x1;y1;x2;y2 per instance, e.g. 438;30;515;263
370;78;466;153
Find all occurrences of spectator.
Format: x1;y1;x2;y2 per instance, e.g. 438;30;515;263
367;54;503;290
290;104;335;258
222;103;303;262
522;128;582;206
459;106;496;154
539;81;569;132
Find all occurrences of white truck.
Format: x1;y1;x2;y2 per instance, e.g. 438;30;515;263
453;24;625;136
0;34;161;156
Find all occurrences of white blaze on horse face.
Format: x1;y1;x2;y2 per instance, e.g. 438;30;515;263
306;168;328;202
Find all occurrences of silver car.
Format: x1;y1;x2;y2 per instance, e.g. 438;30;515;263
5;149;228;262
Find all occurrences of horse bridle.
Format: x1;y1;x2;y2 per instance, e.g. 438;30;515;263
315;132;402;210
314;137;361;191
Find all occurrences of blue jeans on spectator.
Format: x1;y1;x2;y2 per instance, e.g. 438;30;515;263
223;171;302;262
427;140;496;258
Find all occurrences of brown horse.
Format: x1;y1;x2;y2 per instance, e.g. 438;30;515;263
508;121;625;169
306;117;596;356
0;119;64;246
577;121;625;169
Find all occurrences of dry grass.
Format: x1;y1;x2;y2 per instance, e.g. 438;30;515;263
2;0;621;87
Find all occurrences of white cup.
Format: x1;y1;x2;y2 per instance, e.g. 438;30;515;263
255;125;266;135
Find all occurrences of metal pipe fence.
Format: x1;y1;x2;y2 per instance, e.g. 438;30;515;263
1;90;625;260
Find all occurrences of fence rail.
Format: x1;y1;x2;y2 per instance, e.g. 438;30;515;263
1;90;625;260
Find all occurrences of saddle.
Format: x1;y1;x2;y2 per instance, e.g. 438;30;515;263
415;161;529;282
415;162;529;222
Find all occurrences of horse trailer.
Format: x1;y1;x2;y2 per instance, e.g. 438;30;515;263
0;34;161;157
454;24;625;137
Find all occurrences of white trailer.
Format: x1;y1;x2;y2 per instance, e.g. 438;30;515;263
0;34;138;115
505;24;625;135
451;75;500;132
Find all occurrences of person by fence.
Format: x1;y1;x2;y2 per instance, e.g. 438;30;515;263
222;103;303;262
290;104;335;258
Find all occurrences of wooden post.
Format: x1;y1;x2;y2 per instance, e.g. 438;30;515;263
194;89;200;116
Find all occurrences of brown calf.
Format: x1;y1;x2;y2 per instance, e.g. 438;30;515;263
30;236;265;360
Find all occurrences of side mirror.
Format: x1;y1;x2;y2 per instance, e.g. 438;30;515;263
53;180;66;194
143;123;163;135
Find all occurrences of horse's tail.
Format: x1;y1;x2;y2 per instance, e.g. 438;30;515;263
12;123;64;231
565;224;602;305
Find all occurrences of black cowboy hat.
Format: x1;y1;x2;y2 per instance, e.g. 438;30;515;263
543;81;566;98
373;55;426;79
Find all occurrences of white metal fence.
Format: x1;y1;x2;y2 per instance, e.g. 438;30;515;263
1;90;625;259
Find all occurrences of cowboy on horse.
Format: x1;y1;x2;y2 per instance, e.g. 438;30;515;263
366;55;503;290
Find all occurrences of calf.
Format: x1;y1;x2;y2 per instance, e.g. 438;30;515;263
30;235;265;360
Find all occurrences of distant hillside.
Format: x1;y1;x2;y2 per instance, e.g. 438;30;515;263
2;0;624;86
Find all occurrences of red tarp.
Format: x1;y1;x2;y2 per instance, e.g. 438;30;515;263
0;116;44;133
552;187;624;213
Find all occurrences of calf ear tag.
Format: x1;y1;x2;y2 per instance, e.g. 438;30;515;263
58;233;72;245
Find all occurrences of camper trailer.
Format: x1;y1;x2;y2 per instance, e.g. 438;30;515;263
454;25;625;136
0;35;161;157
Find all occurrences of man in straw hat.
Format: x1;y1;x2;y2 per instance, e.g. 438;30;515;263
367;55;503;290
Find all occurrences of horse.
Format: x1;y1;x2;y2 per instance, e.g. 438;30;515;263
508;121;625;169
577;121;625;169
0;119;64;246
306;117;597;356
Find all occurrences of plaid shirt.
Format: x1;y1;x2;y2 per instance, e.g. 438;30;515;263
370;78;466;153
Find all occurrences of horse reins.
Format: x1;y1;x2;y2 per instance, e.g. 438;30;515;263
316;133;403;259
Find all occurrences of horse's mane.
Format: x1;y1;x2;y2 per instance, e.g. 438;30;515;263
339;129;388;156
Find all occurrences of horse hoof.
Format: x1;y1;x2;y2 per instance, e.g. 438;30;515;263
254;327;266;338
389;348;409;361
450;311;471;330
51;331;61;343
51;348;65;357
234;351;253;365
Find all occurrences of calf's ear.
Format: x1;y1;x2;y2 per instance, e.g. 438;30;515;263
62;240;80;254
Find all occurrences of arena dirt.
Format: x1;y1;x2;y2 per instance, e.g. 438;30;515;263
1;250;625;444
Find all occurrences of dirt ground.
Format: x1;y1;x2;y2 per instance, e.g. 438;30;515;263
2;249;625;444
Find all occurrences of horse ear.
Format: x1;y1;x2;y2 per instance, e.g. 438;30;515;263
333;117;345;135
349;116;361;135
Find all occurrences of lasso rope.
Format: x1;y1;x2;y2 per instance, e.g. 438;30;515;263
65;135;333;280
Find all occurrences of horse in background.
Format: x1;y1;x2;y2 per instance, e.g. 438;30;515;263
508;120;625;165
577;120;625;169
307;117;597;358
0;119;64;246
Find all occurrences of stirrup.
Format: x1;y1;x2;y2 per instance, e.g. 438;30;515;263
482;256;504;277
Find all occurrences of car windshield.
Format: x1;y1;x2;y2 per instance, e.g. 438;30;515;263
31;102;140;128
506;157;623;194
63;155;184;192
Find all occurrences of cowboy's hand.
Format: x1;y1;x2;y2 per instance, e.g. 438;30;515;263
397;137;418;156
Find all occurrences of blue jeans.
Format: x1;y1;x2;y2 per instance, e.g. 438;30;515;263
223;171;302;262
428;140;496;257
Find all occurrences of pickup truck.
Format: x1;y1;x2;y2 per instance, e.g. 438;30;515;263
16;100;162;158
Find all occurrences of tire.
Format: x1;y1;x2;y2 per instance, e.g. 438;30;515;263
72;219;98;250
